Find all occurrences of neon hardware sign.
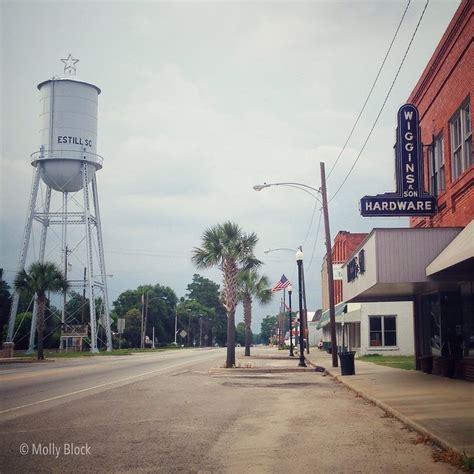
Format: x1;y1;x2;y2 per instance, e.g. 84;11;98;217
360;103;436;217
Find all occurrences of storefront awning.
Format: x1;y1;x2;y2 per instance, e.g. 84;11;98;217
317;302;361;329
426;220;474;280
343;227;463;302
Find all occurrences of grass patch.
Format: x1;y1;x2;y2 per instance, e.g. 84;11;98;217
358;354;415;370
13;347;179;359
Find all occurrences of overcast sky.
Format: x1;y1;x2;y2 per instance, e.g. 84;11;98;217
1;0;460;332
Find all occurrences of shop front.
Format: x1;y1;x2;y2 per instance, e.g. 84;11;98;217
342;225;474;380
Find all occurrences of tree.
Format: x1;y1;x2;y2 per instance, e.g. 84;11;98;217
1;312;32;350
0;278;12;336
260;315;278;345
235;322;245;346
14;262;68;360
192;221;260;368
185;274;227;345
112;284;178;348
64;291;89;324
121;308;142;348
237;270;272;356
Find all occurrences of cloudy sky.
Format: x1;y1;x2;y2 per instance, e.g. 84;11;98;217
1;0;460;332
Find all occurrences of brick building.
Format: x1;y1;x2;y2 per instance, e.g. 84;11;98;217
320;231;414;356
321;231;367;310
410;0;473;228
343;1;473;379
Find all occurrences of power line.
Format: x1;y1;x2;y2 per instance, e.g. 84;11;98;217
330;0;430;202
302;198;320;248
327;0;412;180
307;209;323;271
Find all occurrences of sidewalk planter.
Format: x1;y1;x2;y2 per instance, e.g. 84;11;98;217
338;351;356;376
419;355;433;374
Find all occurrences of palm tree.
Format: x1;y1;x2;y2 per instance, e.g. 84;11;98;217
237;270;272;357
14;262;69;360
192;221;260;368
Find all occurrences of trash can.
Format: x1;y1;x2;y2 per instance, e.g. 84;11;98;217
338;351;356;376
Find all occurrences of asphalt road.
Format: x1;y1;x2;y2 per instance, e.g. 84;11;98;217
0;348;455;473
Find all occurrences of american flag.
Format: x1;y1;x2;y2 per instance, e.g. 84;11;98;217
271;274;291;292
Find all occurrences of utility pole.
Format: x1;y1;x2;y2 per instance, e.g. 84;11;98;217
320;162;338;367
199;316;203;347
174;307;178;345
187;309;192;347
143;292;149;348
140;293;145;349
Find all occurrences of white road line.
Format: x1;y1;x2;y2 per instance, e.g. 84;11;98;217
0;353;220;415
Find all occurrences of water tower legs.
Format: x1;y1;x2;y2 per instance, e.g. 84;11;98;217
6;160;112;354
91;176;113;351
27;185;52;354
6;165;42;342
82;162;99;353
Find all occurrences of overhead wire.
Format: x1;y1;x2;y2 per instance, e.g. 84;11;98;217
329;0;430;203
302;199;320;248
327;0;412;180
307;209;323;271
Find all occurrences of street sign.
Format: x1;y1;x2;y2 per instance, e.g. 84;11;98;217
179;330;187;338
333;264;343;280
117;318;125;333
61;324;88;337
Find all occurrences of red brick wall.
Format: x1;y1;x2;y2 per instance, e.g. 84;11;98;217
332;231;367;305
409;0;473;228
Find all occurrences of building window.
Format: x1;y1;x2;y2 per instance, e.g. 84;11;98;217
450;100;472;180
369;316;397;347
429;134;445;196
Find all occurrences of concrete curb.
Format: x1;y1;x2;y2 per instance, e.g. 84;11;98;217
0;358;55;364
324;367;465;457
240;355;296;361
209;366;318;374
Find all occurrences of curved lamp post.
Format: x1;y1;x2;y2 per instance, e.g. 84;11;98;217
253;162;338;367
264;247;295;254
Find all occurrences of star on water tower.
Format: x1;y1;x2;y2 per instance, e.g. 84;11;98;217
6;55;112;353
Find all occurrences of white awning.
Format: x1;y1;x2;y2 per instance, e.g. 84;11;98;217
426;220;474;277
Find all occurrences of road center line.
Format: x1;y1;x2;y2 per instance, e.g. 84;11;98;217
0;353;220;415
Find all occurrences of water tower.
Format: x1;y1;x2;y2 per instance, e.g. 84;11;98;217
6;55;112;352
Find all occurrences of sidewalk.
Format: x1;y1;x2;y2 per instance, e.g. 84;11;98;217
304;349;474;458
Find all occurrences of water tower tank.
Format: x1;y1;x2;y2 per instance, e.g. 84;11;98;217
33;77;102;192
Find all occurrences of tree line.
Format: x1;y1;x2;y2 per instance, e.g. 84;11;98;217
1;221;275;363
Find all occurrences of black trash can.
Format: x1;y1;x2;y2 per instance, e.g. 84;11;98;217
338;351;356;376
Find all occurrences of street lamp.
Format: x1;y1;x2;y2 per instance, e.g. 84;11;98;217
264;247;295;254
288;285;294;357
296;249;306;367
263;246;310;355
142;294;170;349
254;162;339;367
